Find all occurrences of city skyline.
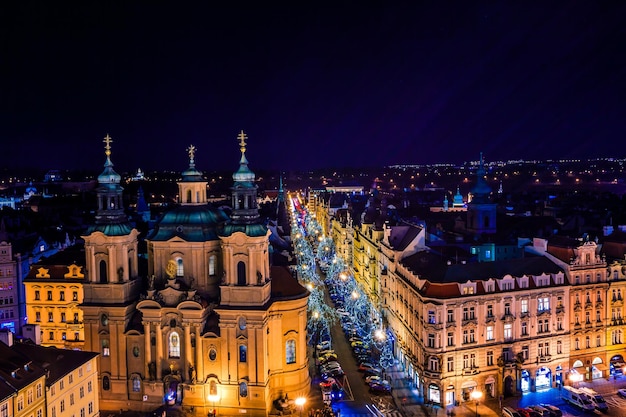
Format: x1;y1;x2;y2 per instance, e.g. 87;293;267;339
2;3;626;173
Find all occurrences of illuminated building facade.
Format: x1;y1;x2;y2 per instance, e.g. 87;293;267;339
81;133;309;415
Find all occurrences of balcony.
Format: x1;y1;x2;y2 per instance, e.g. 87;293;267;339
501;313;516;323
463;367;480;376
537;309;551;317
462;318;478;326
485;315;497;323
538;355;552;363
424;370;442;378
446;321;456;329
556;306;565;314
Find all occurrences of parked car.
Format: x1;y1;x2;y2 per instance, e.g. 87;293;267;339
538;404;562;417
330;383;344;401
319;377;336;390
618;388;626;398
316;340;332;351
363;368;382;378
369;380;392;394
358;362;381;373
365;375;385;385
517;408;540;417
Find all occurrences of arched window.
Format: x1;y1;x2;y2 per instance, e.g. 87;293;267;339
169;332;180;358
186;190;192;203
286;339;296;364
176;258;184;277
99;260;107;283
237;261;246;286
102;340;110;357
209;255;216;276
209;381;217;396
132;375;141;392
239;382;248;398
100;314;108;327
103;376;110;391
239;345;247;363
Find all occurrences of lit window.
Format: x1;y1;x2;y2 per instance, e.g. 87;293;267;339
285;339;296;364
102;340;110;357
169;332;180;358
239;382;248;398
239;345;247;363
132;375;141;392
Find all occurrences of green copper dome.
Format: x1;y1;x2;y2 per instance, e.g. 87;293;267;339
148;205;229;242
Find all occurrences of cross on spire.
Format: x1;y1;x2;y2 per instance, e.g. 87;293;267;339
238;130;248;153
103;134;113;157
187;144;196;162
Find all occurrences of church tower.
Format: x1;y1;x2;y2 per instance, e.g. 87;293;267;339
218;131;271;306
81;134;142;401
466;152;497;235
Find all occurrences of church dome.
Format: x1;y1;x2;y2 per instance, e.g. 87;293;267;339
148;205;229;242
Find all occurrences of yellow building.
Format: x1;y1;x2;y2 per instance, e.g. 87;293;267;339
81;134;310;415
23;251;85;349
15;342;100;417
0;338;47;417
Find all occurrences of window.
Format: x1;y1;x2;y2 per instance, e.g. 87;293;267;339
428;334;435;348
102;340;110;356
286;339;296;364
73;291;78;301
504;303;511;315
447;309;454;323
27;389;33;404
463;329;475;344
463;307;475;320
69;374;73;384
36;383;42;398
49;331;54;340
101;314;108;326
102;376;110;391
538;297;550;311
596;335;601;347
60;291;65;301
17;396;23;411
575;338;580;350
429;357;439;371
89;403;93;414
80;409;85;417
74;312;79;323
504;324;512;340
0;403;8;417
521;322;528;336
447;332;454;347
239;382;248;398
35;312;41;322
487;305;493;317
487;351;493;366
34;290;40;300
586;336;591;349
428;310;436;324
209;255;217;276
88;381;92;393
521;299;528;314
70;393;74;406
47;291;53;301
176;258;184;277
79;387;84;398
239;345;247;362
169;332;180;358
60;380;64;390
463;354;469;369
486;326;494;341
132;375;141;392
61;312;66;322
60;400;65;413
48;312;54;322
447;357;454;372
557;340;562;354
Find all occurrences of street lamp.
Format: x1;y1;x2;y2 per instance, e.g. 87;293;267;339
208;394;220;417
470;390;482;417
295;397;306;417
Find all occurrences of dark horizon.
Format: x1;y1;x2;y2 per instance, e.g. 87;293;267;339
2;3;626;173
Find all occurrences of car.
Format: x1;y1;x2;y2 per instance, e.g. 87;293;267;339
319;377;336;390
330;383;344;401
358;362;381;373
369;380;392;394
316;340;332;351
319;354;338;365
528;405;553;417
363;368;382;378
351;340;369;349
517;408;540;417
618;388;626;398
539;405;562;417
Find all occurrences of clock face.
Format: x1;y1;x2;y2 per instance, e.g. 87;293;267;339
238;317;247;330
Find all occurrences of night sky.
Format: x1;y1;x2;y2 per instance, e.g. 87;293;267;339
2;2;626;173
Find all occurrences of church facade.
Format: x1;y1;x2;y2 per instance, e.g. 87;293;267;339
81;133;310;415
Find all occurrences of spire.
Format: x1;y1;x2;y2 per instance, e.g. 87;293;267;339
93;134;130;228
278;175;285;203
181;144;203;181
471;152;492;203
230;130;260;225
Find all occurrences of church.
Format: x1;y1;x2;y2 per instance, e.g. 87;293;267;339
81;133;310;415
